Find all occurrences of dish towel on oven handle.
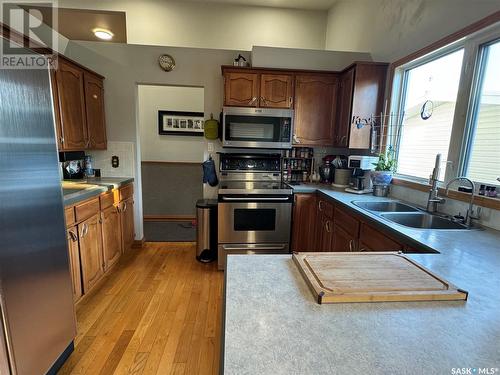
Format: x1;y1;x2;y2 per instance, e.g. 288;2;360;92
202;156;218;187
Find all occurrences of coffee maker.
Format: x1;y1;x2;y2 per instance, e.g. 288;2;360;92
345;155;378;194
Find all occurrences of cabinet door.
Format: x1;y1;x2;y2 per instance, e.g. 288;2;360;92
335;68;354;147
294;74;339;146
55;59;87;150
358;222;403;251
332;224;357;252
101;205;122;271
66;227;82;301
318;216;334;252
260;74;293;109
84;72;107;149
291;194;317;252
121;198;135;251
224;72;259;107
79;214;104;293
349;63;388;149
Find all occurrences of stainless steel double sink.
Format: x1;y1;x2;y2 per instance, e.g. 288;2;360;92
352;200;472;230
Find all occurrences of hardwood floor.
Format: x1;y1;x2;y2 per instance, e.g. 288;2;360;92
58;242;223;375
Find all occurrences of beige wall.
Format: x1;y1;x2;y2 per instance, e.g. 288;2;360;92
138;85;205;162
59;0;327;51
325;0;500;62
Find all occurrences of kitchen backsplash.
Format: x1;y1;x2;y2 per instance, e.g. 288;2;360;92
390;184;500;231
87;141;135;178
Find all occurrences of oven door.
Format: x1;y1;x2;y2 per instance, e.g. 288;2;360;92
222;107;293;149
218;196;292;244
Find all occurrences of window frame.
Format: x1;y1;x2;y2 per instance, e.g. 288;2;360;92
390;22;500;188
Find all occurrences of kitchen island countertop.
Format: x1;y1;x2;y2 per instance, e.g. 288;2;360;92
223;183;500;374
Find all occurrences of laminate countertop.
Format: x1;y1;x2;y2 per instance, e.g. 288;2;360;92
223;184;500;375
62;177;134;206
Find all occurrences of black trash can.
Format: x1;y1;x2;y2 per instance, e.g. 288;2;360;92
195;199;218;263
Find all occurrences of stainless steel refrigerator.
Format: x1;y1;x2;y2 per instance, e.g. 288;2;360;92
0;40;76;374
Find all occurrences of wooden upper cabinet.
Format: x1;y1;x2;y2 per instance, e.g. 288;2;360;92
224;72;259;107
335;68;355;148
53;57;107;151
260;74;293;109
348;63;388;149
84;72;107;149
294;74;339;146
55;59;87;150
291;194;317;252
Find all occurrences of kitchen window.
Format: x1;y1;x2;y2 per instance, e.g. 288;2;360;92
396;49;464;181
462;39;500;185
391;25;500;187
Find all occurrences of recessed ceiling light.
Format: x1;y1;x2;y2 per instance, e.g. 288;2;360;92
93;28;114;40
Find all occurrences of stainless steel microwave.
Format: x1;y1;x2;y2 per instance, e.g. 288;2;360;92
221;107;294;149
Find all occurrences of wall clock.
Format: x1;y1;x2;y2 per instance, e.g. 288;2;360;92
158;54;175;72
420;100;434;120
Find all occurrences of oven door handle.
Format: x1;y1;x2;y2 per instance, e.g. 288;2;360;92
221;197;290;201
222;244;287;251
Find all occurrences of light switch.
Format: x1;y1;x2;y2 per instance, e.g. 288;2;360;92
207;142;214;152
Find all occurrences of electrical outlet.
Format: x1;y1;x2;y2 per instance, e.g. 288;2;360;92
111;155;119;168
207;142;214;152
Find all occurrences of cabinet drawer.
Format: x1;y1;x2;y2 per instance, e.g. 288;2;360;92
334;206;360;237
64;206;75;227
119;184;134;202
75;198;100;222
100;191;115;209
317;198;333;219
359;223;403;251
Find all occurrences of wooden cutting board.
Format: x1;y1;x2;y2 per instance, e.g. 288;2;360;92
293;252;468;304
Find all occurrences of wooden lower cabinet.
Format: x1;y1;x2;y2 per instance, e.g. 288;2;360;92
358;222;403;252
291;193;418;254
66;226;82;301
79;213;104;293
121;197;135;251
316;198;334;252
291;194;318;252
332;224;357;252
101;204;122;271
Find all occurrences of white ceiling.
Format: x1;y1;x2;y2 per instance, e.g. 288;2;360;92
179;0;338;11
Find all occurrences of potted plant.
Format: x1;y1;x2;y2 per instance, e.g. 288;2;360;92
371;147;397;186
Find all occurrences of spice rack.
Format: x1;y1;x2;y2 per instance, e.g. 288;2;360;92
282;147;314;183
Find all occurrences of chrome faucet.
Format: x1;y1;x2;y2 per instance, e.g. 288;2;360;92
426;154;445;213
445;177;480;228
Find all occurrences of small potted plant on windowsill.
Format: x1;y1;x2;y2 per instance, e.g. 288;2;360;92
371;146;397;186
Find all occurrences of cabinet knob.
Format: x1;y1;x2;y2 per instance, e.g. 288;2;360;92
288;97;293;107
293;134;300;144
349;239;354;252
69;230;78;242
248;97;257;105
92;94;98;99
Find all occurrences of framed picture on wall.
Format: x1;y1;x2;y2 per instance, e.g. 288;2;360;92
158;110;205;136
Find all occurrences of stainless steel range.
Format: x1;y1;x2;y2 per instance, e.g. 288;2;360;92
217;153;293;270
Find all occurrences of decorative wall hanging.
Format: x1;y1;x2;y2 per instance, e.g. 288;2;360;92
158;110;204;136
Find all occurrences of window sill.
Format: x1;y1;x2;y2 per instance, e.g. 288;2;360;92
391;177;500;210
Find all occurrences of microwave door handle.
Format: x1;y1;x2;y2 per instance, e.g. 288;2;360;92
221;197;290;201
